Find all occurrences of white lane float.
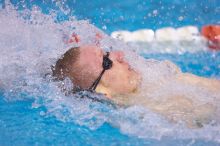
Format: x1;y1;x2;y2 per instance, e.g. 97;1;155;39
155;27;177;42
111;29;154;42
110;26;212;53
176;26;200;41
111;26;206;43
131;29;154;42
111;30;133;42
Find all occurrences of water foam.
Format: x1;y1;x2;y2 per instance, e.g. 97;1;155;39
0;4;220;144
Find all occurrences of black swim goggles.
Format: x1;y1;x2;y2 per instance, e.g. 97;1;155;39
89;52;113;90
72;52;115;106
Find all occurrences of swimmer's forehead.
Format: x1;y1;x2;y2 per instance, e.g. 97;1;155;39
78;45;130;62
79;45;124;56
79;45;103;60
77;45;103;67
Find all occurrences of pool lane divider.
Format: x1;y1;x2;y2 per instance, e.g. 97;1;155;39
111;25;220;51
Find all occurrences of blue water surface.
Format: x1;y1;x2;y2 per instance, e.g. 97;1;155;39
0;90;219;146
3;0;220;33
1;52;220;146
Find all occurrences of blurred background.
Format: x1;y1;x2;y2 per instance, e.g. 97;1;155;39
2;0;220;33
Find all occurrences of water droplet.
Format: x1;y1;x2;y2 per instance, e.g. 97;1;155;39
178;16;184;21
153;10;158;16
102;25;107;30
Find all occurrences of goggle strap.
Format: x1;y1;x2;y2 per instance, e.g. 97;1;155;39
89;51;112;91
89;69;105;90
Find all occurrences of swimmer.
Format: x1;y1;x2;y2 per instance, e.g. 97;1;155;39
53;45;220;128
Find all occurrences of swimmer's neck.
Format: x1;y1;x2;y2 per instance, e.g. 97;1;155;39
96;84;113;98
95;83;140;99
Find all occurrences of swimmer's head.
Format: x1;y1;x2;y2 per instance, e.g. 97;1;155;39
53;45;141;96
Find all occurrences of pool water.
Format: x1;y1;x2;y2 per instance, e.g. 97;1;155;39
5;0;220;33
0;0;220;145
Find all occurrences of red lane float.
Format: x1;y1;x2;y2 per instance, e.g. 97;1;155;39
201;25;220;50
94;32;103;46
67;32;80;44
66;32;103;46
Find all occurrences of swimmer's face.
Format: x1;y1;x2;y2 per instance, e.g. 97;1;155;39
75;45;140;95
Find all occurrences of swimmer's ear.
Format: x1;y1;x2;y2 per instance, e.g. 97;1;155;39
51;65;57;78
51;65;55;72
42;65;56;80
51;64;64;81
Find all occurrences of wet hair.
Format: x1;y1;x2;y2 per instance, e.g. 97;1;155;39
52;46;103;90
52;47;80;81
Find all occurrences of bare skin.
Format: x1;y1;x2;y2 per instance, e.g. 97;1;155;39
68;45;141;97
57;45;220;128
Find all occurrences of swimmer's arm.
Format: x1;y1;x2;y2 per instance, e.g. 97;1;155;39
177;73;220;93
164;60;220;92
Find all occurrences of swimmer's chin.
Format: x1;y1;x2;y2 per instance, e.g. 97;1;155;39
95;84;113;98
95;80;140;99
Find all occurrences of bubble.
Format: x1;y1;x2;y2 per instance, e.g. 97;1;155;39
152;10;158;16
102;25;107;30
178;16;184;21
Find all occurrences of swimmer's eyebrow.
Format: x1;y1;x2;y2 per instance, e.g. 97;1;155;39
89;52;112;91
99;49;104;56
112;51;125;63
